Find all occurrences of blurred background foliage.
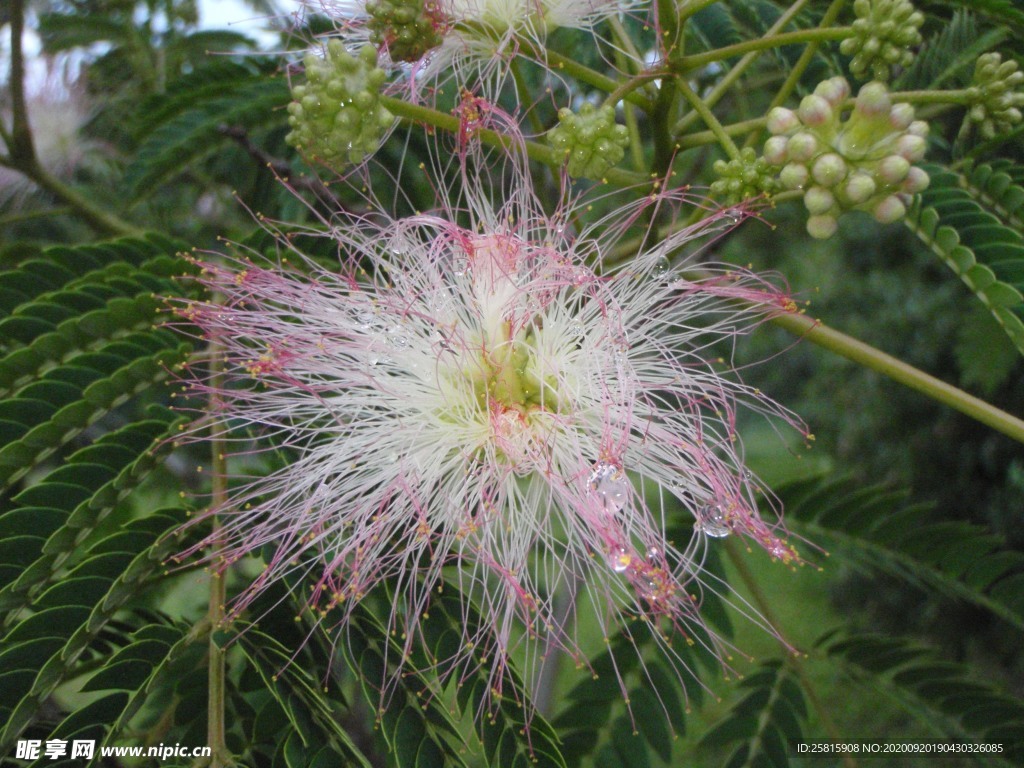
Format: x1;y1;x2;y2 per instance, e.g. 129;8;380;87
1;0;1023;766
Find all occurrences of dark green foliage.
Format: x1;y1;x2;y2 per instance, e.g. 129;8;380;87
698;661;807;768
777;475;1024;631
825;633;1024;763
1;2;1023;767
905;161;1024;354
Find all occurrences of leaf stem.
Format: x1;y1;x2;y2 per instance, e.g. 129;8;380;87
675;78;741;160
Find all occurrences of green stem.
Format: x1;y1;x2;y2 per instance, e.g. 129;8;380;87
205;332;233;768
743;0;848;148
676;0;721;26
380;96;650;187
675;0;813;137
675;78;741;160
538;47;654;112
770;310;1024;445
603;70;667;110
606;224;1024;443
510;60;545;135
0;205;74;226
3;0;139;238
677;117;767;149
887;89;973;105
7;0;34;162
674;27;852;73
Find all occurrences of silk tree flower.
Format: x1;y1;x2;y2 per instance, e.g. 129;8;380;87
313;0;637;99
175;102;806;716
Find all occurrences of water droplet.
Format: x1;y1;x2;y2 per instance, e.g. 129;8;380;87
453;255;470;277
353;309;377;330
386;326;409;348
568;321;584;338
653;256;670;279
608;547;632;573
698;504;730;538
588;463;629;515
645;547;660;564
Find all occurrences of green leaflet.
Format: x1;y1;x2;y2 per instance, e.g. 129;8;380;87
237;628;373;768
905;162;1024;355
0;407;185;614
124;74;290;200
777;475;1024;631
697;660;807;768
0;509;188;749
825;633;1024;762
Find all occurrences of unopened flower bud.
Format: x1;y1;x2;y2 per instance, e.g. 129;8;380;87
894;134;927;161
873;195;906;223
855;81;892;116
763;136;790;165
844;173;877;204
798;94;833;126
807;214;838;239
548;103;629;180
877;155;910;185
779;163;809;190
812;153;848;187
767;107;799;135
889;102;915;130
804;186;835;215
815;77;851;105
902;166;929;193
787;132;819;162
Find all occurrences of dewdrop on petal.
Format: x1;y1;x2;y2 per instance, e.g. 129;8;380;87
174;101;806;722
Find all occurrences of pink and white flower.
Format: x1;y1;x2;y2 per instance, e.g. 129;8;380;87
314;0;637;100
176;102;806;716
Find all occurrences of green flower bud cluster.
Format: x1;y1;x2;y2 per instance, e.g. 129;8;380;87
548;103;629;180
840;0;923;82
764;78;930;239
710;147;777;205
366;0;445;64
286;42;395;168
964;53;1024;141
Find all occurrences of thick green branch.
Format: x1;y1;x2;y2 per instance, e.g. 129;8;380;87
205;332;234;768
771;310;1024;445
7;0;35;162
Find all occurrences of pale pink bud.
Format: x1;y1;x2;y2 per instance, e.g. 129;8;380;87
874;195;907;223
877;155;911;185
779;163;809;190
767;107;799;135
763;136;790;166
